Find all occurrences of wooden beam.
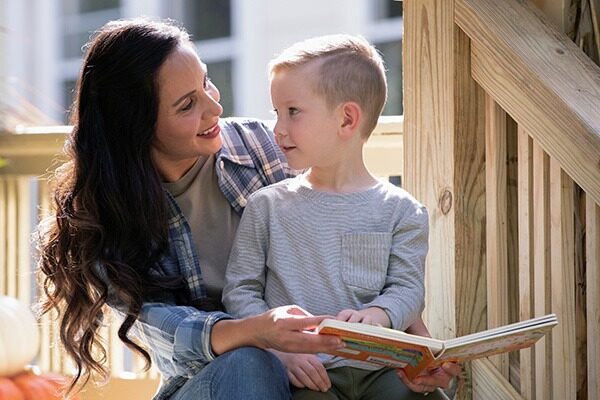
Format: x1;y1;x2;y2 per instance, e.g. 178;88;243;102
404;0;487;343
456;0;600;206
531;0;572;32
532;143;551;398
549;160;577;398
405;3;486;396
517;127;534;399
471;358;524;400
404;0;457;338
587;198;600;400
484;94;509;378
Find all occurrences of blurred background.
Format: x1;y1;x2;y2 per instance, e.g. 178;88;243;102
0;0;404;130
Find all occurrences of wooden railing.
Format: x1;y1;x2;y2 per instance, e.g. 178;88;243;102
0;116;404;398
458;1;600;398
405;0;599;399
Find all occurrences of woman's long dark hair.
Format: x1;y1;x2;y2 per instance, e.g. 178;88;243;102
38;19;189;393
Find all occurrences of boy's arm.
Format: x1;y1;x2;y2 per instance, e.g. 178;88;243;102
364;205;429;331
222;194;271;317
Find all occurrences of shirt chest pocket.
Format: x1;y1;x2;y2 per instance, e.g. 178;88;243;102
340;232;392;291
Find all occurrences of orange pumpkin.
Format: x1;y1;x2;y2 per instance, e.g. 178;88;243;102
0;377;25;400
0;371;80;400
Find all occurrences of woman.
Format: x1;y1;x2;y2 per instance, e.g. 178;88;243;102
37;18;458;400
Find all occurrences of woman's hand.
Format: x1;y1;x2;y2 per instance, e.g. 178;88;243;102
211;305;344;355
271;350;331;392
396;363;461;395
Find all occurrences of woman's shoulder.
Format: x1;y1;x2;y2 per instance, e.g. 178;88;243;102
220;118;274;142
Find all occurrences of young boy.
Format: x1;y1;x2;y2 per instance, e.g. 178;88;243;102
223;35;437;399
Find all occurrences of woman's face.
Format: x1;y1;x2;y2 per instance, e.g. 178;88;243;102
152;44;223;182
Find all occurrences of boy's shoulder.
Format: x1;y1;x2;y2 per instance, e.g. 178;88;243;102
374;180;428;221
247;176;300;202
377;180;421;203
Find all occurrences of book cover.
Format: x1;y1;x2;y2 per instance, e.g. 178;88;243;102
316;314;557;380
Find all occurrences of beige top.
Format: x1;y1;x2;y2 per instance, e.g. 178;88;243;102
164;155;241;301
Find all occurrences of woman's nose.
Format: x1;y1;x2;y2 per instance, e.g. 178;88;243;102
206;82;224;117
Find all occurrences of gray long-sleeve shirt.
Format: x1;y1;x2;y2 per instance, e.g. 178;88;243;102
223;176;428;367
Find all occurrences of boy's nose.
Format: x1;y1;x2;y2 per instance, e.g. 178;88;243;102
274;121;286;138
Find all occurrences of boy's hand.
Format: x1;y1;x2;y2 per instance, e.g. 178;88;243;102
396;362;461;394
336;307;391;327
271;351;331;392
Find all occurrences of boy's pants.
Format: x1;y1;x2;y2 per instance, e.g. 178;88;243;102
292;366;449;400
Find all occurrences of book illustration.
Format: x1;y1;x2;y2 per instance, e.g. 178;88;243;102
335;336;426;368
316;314;557;380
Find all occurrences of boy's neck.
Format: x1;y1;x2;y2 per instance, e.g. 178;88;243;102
303;161;378;193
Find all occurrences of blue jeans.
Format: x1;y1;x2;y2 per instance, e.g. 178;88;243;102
170;347;291;400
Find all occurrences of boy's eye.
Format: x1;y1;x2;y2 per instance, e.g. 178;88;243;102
203;76;212;90
288;108;299;116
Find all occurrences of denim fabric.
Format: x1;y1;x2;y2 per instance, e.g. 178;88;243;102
170;347;291;400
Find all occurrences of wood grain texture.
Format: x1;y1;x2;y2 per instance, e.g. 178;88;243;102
517;127;534;399
485;94;510;378
587;198;600;400
404;0;457;339
471;359;524;400
549;159;577;399
532;142;551;398
456;0;600;206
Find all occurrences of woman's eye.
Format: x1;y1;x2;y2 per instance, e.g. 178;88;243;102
181;98;194;111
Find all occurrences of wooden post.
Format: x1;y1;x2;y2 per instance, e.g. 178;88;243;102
404;1;486;397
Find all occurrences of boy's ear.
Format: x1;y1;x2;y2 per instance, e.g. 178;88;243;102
338;102;362;138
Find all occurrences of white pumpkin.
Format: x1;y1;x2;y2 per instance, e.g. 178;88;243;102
0;296;40;376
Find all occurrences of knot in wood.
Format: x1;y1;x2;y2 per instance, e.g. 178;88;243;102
439;189;453;215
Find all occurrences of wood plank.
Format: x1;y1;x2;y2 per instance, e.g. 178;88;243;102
0;179;6;294
484;94;509;378
7;177;18;298
452;26;487;355
17;177;32;305
532;142;550;398
517;127;534;399
587;198;600;400
456;0;600;206
549;159;577;398
404;0;456;339
0;131;68;156
364;133;403;180
471;359;523;400
531;0;571;32
405;5;487;396
505;116;520;388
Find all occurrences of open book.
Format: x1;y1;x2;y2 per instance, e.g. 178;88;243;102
316;314;557;380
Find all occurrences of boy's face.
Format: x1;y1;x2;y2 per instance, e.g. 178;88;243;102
270;62;342;170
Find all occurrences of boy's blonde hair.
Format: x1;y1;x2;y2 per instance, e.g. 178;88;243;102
269;34;387;137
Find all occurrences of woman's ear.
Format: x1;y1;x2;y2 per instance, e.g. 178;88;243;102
338;102;362;139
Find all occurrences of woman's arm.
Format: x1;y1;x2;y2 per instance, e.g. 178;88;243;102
211;305;343;355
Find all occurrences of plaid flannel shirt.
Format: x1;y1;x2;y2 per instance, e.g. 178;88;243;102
118;118;293;399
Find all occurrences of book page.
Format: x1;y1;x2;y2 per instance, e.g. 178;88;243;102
436;316;557;364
